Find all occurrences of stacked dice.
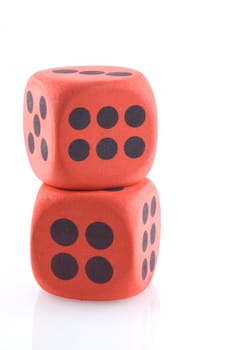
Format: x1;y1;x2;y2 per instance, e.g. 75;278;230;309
23;66;161;300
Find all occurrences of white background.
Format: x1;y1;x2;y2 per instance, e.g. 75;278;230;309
0;0;234;349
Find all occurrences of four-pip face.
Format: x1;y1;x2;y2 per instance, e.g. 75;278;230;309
23;66;158;189
31;179;161;300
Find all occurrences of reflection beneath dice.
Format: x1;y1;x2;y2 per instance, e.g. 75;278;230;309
32;284;159;350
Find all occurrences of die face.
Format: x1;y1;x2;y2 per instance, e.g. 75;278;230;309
24;66;157;189
31;179;161;300
23;78;54;181
31;184;134;300
133;181;161;291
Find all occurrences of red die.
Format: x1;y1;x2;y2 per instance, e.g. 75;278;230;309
23;66;157;189
31;178;161;300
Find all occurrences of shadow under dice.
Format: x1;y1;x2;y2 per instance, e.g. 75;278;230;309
31;178;161;300
23;66;157;190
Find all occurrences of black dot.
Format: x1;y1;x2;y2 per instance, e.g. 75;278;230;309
86;257;113;284
150;224;156;244
51;253;78;280
125;105;145;127
97;107;118;129
150;251;156;272
52;69;78;74
41;138;48;161
107;72;132;76
142;231;148;252
50;218;78;246
151;196;156;217
96;138;117;160
40;96;47;119
33;115;40;137
124;137;145;158
142;259;148;280
26;91;33;113
79;70;104;75
86;222;113;249
28;132;34;154
142;203;149;224
69;108;90;130
104;187;124;192
69;139;90;161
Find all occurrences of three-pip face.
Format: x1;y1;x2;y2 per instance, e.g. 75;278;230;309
31;178;161;300
23;66;158;189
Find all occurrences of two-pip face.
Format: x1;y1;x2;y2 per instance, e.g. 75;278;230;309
23;66;158;189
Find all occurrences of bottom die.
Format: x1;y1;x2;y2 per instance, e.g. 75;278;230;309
31;178;161;300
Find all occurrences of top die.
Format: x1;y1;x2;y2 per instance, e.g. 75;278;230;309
23;66;158;189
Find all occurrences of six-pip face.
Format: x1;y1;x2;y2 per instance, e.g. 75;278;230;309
23;66;158;189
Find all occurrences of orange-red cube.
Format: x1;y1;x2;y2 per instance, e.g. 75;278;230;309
31;178;160;300
23;66;157;189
